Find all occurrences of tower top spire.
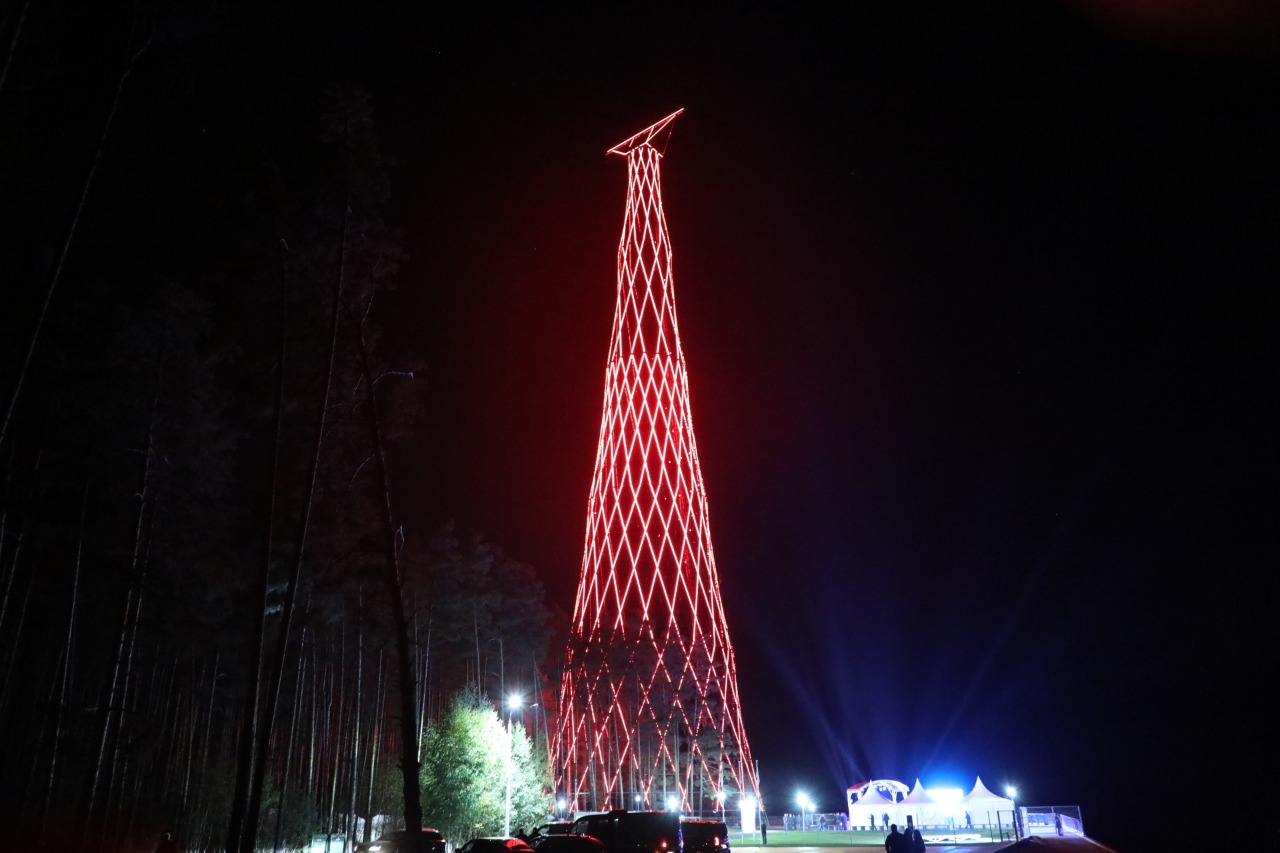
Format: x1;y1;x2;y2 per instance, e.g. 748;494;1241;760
605;108;685;157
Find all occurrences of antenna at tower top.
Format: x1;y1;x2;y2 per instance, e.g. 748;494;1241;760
606;108;685;157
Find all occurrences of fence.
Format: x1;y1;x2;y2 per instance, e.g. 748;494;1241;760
778;813;849;831
1022;805;1084;837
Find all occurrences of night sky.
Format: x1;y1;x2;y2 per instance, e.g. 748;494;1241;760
3;2;1277;852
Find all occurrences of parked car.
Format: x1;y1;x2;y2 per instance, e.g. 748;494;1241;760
528;821;575;848
679;820;729;853
458;837;536;853
361;828;447;853
569;810;681;853
533;835;607;853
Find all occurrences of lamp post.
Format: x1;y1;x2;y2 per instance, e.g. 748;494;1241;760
506;694;523;837
1005;786;1018;841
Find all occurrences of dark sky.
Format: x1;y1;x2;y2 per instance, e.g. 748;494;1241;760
378;5;1277;850
5;2;1278;852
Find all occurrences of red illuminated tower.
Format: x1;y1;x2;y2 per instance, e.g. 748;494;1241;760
553;111;760;817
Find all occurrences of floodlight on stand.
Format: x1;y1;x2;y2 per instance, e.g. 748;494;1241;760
1006;786;1019;841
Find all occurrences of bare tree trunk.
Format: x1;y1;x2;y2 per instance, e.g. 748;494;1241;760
245;217;347;850
0;520;28;721
229;265;289;853
353;324;424;844
305;644;319;803
39;488;87;834
325;624;347;846
363;648;385;844
347;590;364;852
415;604;431;764
0;448;39;641
178;661;200;831
103;528;154;848
274;607;309;853
80;284;169;849
0;0;32;97
0;13;151;451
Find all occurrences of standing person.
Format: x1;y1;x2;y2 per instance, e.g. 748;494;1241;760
870;814;876;831
904;821;924;853
883;813;890;831
884;824;905;853
760;811;768;847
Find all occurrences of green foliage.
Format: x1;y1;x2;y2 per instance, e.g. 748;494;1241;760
420;688;549;844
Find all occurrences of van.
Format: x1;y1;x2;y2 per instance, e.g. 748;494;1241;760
570;810;682;853
679;820;729;853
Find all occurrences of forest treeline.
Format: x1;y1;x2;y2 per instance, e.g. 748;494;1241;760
0;4;558;851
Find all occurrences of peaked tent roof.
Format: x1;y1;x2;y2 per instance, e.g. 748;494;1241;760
854;790;896;806
902;780;936;804
964;776;1005;801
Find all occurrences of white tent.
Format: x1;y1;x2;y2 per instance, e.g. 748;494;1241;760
962;776;1015;829
898;779;940;827
848;788;898;829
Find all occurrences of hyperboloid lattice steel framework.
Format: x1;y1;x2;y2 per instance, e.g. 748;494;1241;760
553;110;760;817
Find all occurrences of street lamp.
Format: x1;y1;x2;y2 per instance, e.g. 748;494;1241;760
1005;786;1018;841
666;795;679;812
505;694;523;837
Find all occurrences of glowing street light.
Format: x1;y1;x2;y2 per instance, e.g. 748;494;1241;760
666;795;679;812
741;794;758;837
505;695;523;837
795;792;813;830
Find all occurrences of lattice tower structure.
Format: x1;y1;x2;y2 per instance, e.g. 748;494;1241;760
553;111;760;817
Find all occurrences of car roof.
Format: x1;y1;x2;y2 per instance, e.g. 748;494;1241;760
533;836;606;851
464;838;534;850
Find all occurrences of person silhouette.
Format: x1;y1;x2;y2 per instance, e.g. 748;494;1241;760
903;820;923;853
884;824;905;853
